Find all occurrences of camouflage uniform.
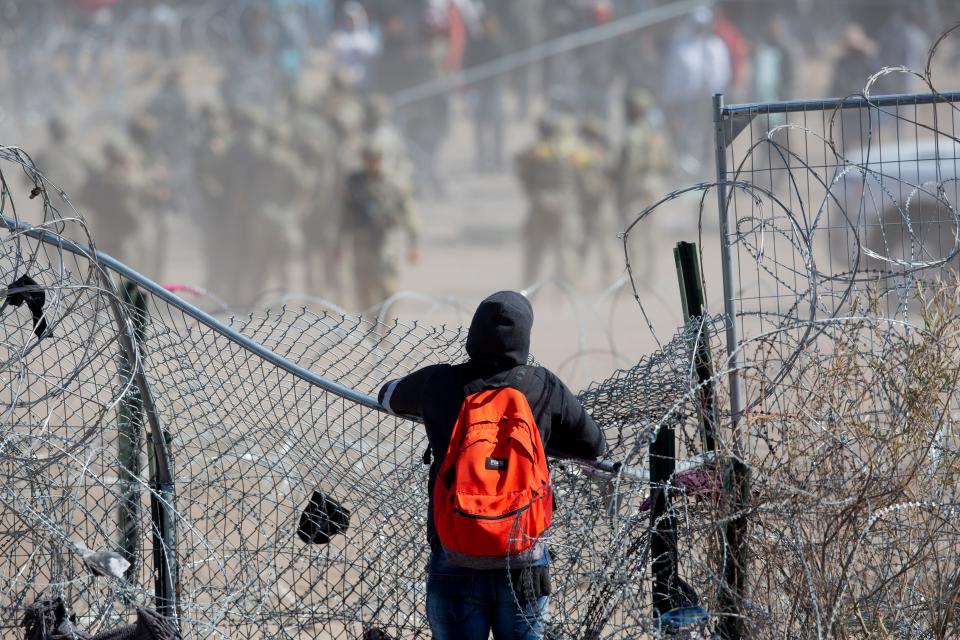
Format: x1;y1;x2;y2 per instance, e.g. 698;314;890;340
358;95;413;190
615;92;672;226
317;71;365;174
574;119;616;280
515;115;580;285
127;114;173;279
216;107;272;305
255;124;309;293
79;143;158;268
32;117;87;202
193;105;232;294
615;92;673;283
289;98;342;297
340;148;419;313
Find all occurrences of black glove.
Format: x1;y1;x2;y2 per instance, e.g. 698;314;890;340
6;274;48;339
510;564;552;603
297;489;351;544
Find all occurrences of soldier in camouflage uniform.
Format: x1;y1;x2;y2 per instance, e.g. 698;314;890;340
33;116;87;201
215;106;272;304
193;104;232;294
127;114;173;279
79;142;160;268
317;70;365;174
574;118;616;281
359;95;413;190
288;93;342;297
615;91;673;284
515;113;580;286
339;144;419;314
255;123;309;293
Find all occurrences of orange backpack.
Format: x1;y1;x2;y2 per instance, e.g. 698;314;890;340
434;370;553;568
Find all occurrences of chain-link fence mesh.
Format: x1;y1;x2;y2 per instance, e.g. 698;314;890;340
1;143;730;638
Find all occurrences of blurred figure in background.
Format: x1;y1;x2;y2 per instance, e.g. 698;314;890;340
574;118;615;282
193;104;232;295
662;7;731;173
750;11;797;179
464;12;509;173
287;92;342;298
146;68;195;218
216;106;270;304
712;5;748;100
615;91;672;286
79;143;151;268
33;117;86;202
340;144;420;314
255;123;308;294
874;7;930;95
752;12;796;103
571;2;617;119
361;95;413;191
330;1;380;92
397;33;451;199
486;0;544;120
375;10;418;96
829;23;878;100
515;114;579;286
318;70;366;176
126;114;172;279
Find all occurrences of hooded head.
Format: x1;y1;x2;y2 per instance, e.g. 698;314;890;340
465;291;533;367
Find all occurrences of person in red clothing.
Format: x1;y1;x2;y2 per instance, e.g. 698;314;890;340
712;5;749;98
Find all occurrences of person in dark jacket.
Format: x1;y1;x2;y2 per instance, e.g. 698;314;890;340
378;291;606;640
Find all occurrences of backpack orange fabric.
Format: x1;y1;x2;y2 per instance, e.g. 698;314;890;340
433;377;552;567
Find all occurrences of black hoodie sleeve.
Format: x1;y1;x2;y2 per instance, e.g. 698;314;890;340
377;364;448;419
541;370;607;459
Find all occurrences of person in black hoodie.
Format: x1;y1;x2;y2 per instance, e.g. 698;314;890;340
378;291;606;640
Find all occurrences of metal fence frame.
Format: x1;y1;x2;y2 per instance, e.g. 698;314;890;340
712;89;960;637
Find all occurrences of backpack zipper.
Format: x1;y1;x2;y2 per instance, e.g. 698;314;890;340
452;492;548;521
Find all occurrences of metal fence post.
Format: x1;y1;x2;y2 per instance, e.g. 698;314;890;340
117;282;146;582
649;419;677;620
106;276;180;628
713;93;750;640
674;241;717;453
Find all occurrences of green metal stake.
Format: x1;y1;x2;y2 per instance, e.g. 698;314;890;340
117;281;147;582
673;241;717;453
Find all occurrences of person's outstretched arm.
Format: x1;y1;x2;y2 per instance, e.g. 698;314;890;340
377;364;446;420
542;371;607;460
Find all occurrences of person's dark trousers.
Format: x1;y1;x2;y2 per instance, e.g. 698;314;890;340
426;548;550;640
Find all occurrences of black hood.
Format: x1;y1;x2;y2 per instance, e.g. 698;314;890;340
465;291;533;367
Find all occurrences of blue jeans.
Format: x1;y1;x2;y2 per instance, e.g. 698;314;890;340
427;549;550;640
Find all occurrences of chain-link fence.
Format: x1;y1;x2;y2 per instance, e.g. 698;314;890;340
705;81;960;637
1;142;727;637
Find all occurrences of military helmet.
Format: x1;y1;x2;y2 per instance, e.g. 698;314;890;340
361;140;385;160
625;90;654;120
